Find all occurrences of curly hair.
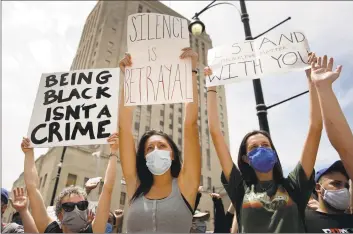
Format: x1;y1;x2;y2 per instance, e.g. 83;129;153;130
54;186;87;218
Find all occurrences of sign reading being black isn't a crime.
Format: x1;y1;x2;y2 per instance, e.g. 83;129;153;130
27;68;120;148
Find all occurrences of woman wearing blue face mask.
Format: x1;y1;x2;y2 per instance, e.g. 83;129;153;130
204;52;322;233
118;48;201;233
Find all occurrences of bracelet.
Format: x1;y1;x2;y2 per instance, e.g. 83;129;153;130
207;90;217;93
109;153;119;160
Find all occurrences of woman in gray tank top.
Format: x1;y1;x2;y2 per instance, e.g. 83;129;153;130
118;48;202;233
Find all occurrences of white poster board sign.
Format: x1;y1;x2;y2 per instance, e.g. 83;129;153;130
206;31;310;87
126;13;193;106
27;68;120;148
46;206;57;220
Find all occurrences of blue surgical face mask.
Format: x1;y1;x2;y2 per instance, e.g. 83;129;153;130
248;147;277;173
146;148;172;175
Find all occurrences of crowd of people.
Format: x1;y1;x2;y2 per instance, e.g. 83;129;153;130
1;49;352;233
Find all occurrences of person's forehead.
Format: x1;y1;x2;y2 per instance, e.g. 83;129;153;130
321;171;348;182
247;134;269;145
146;135;167;145
61;194;85;203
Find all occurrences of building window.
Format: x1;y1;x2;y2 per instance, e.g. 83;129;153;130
138;4;143;13
83;177;90;186
222;131;225;136
207;149;211;170
178;117;182;124
112;27;116;33
220;104;223;110
178;138;182;145
145;126;149;131
146;9;151;13
178;107;182;113
135;122;140;131
207;177;212;190
91;61;94;66
160;120;164;126
178;128;181;133
147;105;152;112
95;42;98;48
66;174;77;187
169;124;173;130
42;174;47;188
220;113;224;120
169;113;173;120
160;110;164;116
98;181;103;195
200;175;203;186
105;60;110;66
107;50;112;56
108;41;114;47
120;192;126;205
170;104;174;109
221;122;224;128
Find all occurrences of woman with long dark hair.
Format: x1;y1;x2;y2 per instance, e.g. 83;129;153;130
205;53;322;232
118;48;201;232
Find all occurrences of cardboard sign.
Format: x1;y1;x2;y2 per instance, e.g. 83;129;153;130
206;31;310;87
27;68;120;148
125;13;193;105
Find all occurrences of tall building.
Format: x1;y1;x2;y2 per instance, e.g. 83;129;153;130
4;1;231;231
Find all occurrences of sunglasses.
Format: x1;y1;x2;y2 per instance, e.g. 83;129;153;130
61;200;89;212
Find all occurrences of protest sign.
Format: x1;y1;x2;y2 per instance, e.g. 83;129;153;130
27;68;120;148
125;13;193;106
206;30;310;87
255;30;310;74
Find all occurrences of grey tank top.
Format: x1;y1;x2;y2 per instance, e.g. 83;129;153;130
126;179;193;233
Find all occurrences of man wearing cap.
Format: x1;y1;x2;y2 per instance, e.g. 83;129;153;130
305;161;353;233
1;188;24;233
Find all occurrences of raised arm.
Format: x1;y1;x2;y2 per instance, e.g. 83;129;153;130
9;187;38;233
118;54;138;200
205;67;234;181
300;53;323;178
92;133;119;233
312;56;353;179
21;138;53;233
179;48;201;209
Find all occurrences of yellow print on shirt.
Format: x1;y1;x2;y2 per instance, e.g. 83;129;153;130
242;185;294;212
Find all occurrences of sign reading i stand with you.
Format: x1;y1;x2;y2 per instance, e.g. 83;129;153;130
125;13;193;106
206;30;310;87
27;68;120;148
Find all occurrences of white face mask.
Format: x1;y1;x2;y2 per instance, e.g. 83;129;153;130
146;148;172;175
322;187;350;211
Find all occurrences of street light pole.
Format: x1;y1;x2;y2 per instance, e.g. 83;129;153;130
239;0;270;133
50;146;67;206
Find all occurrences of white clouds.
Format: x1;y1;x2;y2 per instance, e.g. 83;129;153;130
1;1;96;189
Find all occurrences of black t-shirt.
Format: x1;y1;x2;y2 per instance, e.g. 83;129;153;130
305;208;353;233
44;221;92;233
221;162;315;233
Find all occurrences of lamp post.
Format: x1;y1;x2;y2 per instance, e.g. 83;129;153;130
189;0;309;133
50;146;67;206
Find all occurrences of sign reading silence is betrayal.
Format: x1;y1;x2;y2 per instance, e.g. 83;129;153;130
206;30;310;87
27;68;120;148
125;13;193;106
